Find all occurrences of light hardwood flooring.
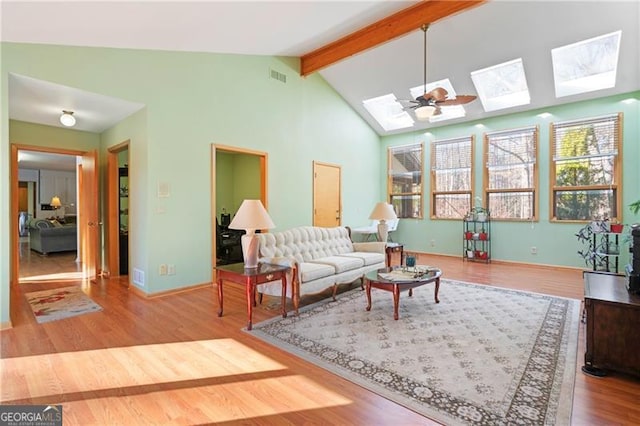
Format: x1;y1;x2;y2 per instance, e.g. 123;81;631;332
2;252;640;425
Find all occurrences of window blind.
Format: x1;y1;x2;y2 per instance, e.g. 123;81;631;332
432;136;472;171
552;114;620;161
486;126;537;167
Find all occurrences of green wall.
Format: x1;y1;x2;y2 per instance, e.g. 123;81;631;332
2;40;637;327
383;91;640;269
0;42;382;325
215;152;261;220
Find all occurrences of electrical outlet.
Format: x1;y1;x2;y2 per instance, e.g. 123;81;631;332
159;264;167;275
430;239;436;247
531;246;537;255
167;264;176;275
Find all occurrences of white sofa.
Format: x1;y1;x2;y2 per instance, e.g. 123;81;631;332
257;226;386;313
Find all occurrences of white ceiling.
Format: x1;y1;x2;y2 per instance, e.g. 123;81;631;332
2;0;639;142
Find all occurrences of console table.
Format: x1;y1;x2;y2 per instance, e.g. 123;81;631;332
583;271;640;378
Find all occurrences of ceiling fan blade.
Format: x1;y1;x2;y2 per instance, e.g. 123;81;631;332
437;95;477;106
424;87;448;102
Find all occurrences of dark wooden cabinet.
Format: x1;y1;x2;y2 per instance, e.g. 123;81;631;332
583;271;640;378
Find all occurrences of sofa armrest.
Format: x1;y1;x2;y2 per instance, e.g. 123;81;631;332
352;241;386;253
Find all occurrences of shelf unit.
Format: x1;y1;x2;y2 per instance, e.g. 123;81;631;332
462;209;491;263
591;232;620;273
119;167;128;275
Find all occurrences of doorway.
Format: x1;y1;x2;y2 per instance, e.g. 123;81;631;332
11;145;95;286
107;141;130;279
211;144;267;270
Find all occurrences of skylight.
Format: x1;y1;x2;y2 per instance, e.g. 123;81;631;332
471;58;530;112
552;30;622;98
409;78;466;123
362;94;414;131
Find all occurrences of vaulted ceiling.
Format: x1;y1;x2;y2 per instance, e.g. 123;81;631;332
3;0;639;140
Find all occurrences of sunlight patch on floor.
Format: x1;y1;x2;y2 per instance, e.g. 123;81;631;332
62;375;352;423
19;271;85;282
1;338;351;422
1;339;287;401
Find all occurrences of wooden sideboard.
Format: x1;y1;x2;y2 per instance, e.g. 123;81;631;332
583;271;640;378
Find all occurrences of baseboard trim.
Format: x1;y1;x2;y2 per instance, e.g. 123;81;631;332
129;282;212;299
409;251;584;272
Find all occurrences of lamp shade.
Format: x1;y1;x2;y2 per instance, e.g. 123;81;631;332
60;110;76;127
369;202;397;221
229;200;275;231
228;200;275;269
50;196;62;208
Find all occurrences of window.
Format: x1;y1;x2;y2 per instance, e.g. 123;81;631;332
363;94;414;131
484;126;538;220
551;113;621;221
431;136;474;219
552;30;622;98
471;58;531;112
388;143;424;219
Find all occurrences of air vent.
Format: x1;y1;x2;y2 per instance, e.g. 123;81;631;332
270;68;287;84
133;268;145;287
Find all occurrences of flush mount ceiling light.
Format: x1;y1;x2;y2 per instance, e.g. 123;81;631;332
59;110;76;127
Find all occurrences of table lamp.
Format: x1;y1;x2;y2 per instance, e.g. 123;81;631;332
229;199;275;268
369;202;397;242
50;196;62;218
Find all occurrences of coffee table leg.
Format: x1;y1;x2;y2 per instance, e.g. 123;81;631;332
393;284;400;320
365;279;372;311
434;277;440;303
217;278;223;317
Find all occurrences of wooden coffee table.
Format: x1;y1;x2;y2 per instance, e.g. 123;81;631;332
364;266;441;320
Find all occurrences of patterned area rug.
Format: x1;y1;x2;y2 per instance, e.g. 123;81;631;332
250;279;580;425
26;286;103;324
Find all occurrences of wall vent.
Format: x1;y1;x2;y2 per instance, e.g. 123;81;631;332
133;268;145;287
270;68;287;84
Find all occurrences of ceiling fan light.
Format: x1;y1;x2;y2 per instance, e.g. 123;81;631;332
60;110;76;127
415;105;436;121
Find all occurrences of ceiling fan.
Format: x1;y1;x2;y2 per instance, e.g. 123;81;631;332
403;24;477;120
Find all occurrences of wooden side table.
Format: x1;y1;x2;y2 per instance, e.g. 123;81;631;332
215;262;289;330
385;243;404;267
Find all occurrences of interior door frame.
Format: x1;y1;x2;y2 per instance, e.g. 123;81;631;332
10;144;92;287
210;144;267;275
106;140;130;279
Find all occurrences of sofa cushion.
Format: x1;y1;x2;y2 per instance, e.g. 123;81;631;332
309;255;364;274
258;226;354;263
299;262;336;283
338;251;385;266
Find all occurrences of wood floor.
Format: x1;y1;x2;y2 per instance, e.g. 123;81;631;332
2;252;640;425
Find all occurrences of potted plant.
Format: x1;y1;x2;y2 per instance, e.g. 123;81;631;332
630;200;640;215
610;219;624;233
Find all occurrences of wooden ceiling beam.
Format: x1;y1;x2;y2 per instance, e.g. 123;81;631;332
300;0;486;77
